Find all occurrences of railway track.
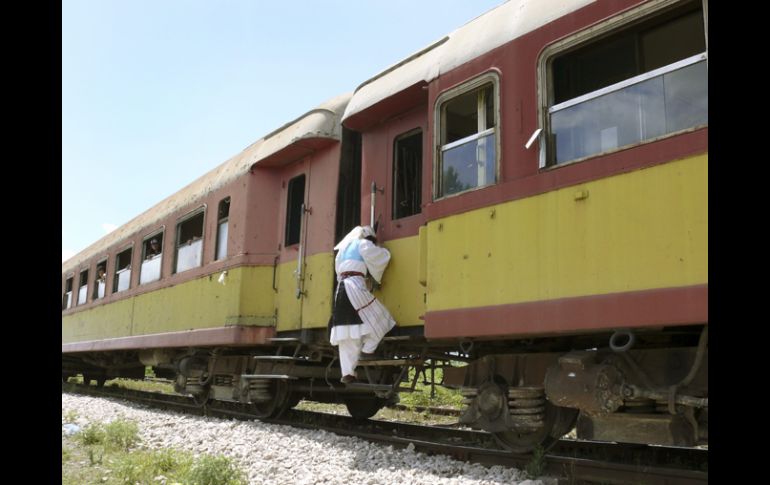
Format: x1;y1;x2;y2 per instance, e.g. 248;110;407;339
62;382;707;484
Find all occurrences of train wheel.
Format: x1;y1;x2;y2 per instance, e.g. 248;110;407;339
493;401;578;454
192;387;211;406
344;396;386;420
286;393;301;410
83;374;106;387
250;380;291;419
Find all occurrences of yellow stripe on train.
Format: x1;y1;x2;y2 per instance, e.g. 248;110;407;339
422;154;707;313
62;266;276;343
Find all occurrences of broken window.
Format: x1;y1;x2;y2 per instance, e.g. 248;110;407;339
216;197;230;261
175;209;204;273
93;260;107;300
285;175;306;246
393;129;422;220
436;76;498;198
77;269;89;305
114;247;133;293
545;2;707;166
62;276;73;310
140;232;163;284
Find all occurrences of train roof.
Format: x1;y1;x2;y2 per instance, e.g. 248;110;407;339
62;93;351;274
342;0;594;127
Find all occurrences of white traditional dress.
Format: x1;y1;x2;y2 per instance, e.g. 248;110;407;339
329;226;396;379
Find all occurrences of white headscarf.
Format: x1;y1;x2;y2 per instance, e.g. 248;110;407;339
334;225;376;252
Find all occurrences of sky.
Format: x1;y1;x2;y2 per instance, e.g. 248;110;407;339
62;0;506;262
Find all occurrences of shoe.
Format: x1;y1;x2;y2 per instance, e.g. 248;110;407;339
359;351;379;361
341;375;358;384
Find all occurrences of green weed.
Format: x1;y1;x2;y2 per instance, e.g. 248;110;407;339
525;445;547;479
187;455;247;485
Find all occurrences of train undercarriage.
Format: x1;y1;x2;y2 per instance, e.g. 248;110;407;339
62;325;707;454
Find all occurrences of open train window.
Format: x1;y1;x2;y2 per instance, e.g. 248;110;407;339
285;175;306;246
216;197;230;260
113;247;133;293
541;0;707;167
175;208;205;273
393;129;422;220
93;260;107;300
435;74;499;199
140;231;163;284
62;276;73;310
77;269;89;305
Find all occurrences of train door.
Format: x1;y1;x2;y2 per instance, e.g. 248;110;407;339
276;168;309;332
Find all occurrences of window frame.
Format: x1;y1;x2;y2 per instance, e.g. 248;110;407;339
174;206;206;274
215;197;231;261
536;0;708;169
113;243;134;293
77;268;89;305
63;274;74;310
140;228;165;285
93;258;108;300
284;174;306;247
392;128;423;221
433;71;501;201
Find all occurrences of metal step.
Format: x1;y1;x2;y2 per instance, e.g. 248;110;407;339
252;355;301;361
344;382;393;391
268;338;301;343
382;335;413;341
240;374;298;380
357;359;424;367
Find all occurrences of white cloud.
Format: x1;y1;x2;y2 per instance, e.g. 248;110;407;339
101;223;118;234
62;249;76;262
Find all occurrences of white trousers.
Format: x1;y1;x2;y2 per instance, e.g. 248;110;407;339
330;275;396;377
337;334;380;377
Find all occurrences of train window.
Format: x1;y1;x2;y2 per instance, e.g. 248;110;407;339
285;175;306;246
77;269;89;305
392;129;422;220
435;74;499;199
113;247;132;293
93;260;107;300
140;231;163;284
216;197;230;260
543;1;707;167
62;276;73;310
175;209;205;273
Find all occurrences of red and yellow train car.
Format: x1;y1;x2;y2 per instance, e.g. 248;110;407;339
62;94;356;384
63;0;707;452
344;0;707;450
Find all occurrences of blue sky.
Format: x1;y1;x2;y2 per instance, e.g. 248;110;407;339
62;0;505;262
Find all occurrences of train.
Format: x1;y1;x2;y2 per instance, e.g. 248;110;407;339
62;0;708;453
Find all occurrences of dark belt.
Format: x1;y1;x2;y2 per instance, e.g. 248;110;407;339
339;271;364;280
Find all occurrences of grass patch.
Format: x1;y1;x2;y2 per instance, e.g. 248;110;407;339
76;422;106;446
63;418;247;485
187;454;247;485
111;448;193;484
63;409;79;423
104;419;140;451
106;378;176;394
75;418;139;451
398;365;464;410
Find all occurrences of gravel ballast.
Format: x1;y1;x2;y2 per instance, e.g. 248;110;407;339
62;393;550;485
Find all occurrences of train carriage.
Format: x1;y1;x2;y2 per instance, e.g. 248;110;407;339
62;94;356;388
63;0;707;453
